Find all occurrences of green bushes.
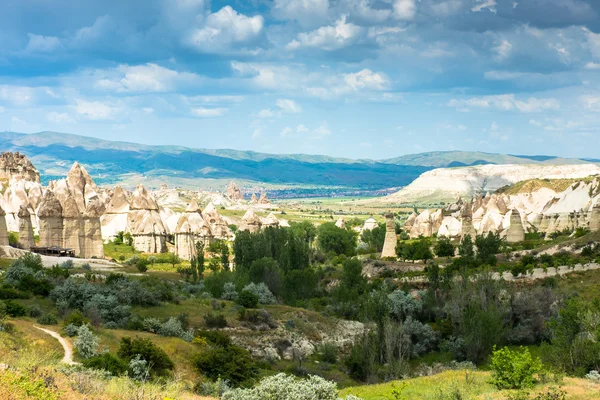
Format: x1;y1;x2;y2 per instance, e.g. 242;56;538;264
73;324;99;359
117;337;174;377
3;300;27;317
83;353;128;376
490;346;542;389
36;313;58;325
193;330;258;387
237;290;259;309
204;313;228;329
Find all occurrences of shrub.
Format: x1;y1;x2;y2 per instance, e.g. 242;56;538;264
193;343;258;388
242;282;276;305
490;346;542;389
28;304;43;317
237;290;259;309
142;317;162;333
4;300;27;317
36;313;58;325
64;324;79;337
318;343;338;364
221;282;238;301
74;324;100;359
204;313;228;329
0;286;30;299
83;352;128;376
158;317;186;338
221;373;340;400
586;370;600;382
117;337;174;377
63;310;89;327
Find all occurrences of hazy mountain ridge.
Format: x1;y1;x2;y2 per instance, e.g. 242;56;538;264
1;131;596;191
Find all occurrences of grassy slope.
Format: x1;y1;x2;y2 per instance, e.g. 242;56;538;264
340;370;600;400
496;176;598;195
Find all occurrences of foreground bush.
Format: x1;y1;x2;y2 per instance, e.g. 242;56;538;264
117;337;174;378
490;346;542;389
222;373;359;400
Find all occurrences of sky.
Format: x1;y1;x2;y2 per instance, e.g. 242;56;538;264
1;0;600;160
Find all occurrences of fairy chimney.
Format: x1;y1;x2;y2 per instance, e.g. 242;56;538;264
37;189;63;248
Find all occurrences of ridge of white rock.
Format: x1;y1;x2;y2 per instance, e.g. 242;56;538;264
381;164;600;204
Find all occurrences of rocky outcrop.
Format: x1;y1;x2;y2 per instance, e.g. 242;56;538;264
590;202;600;232
100;185;130;241
240;209;262;233
250;193;258;204
0;152;40;182
18;205;34;250
335;217;345;229
362;217;378;232
0;205;8;246
37;189;63;248
128;184;167;253
203;203;231;239
505;210;525;243
381;214;397;259
82;199;104;258
261;212;280;228
174;199;213;260
258;192;270;205
227;182;244;202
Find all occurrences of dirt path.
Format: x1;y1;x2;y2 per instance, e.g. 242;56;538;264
34;326;78;365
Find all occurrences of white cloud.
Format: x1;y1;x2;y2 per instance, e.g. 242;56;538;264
472;0;497;13
192;107;228;117
46;112;74;124
448;94;559;113
95;63;200;93
75;99;121;120
344;69;389;91
142;107;154;114
257;108;275;118
280;127;293;137
72;15;114;47
340;0;391;23
186;6;263;53
393;0;417;20
286;16;363;51
313;123;332;136
0;85;35;106
25;33;63;53
276;98;302;113
493;40;512;61
431;0;463;17
252;127;262;139
584;62;600;70
296;124;309;133
581;95;600;112
272;0;329;26
529;119;542;127
188;95;244;104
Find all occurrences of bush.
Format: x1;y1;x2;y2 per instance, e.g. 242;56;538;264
4;300;27;317
222;373;340;400
117;337;174;377
193;341;258;388
204;313;228;329
36;313;58;325
0;286;30;299
490;346;542;389
83;352;128;376
63;310;89;327
64;324;79;337
221;282;238;301
318;343;338;364
237;290;259;309
142;317;162;333
28;304;43;317
242;282;276;305
74;324;100;359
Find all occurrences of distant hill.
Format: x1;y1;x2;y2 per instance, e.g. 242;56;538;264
1;132;596;191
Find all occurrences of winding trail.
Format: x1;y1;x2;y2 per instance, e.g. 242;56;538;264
34;326;78;365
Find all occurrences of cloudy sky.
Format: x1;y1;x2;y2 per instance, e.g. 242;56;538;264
1;0;600;159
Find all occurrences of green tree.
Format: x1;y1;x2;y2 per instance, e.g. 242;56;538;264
190;241;205;282
475;232;503;266
458;235;475;258
317;222;357;256
290;221;317;244
118;337;174;377
360;222;386;252
434;237;455;258
490;346;542;389
221;243;230;269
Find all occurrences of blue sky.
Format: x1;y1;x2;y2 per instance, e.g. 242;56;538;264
1;0;600;160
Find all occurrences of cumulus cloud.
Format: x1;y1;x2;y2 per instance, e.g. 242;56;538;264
75;99;122;120
493;40;512;61
344;69;388;91
272;0;329;27
24;33;63;53
280;126;293;137
296;124;309;133
192;107;228;117
94;63;201;93
392;0;417;20
472;0;497;13
580;95;600;112
448;94;560;112
46;111;74;124
313;123;332;136
286;16;363;51
276;98;302;113
186;6;264;53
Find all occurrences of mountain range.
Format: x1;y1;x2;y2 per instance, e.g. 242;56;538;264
1;131;598;191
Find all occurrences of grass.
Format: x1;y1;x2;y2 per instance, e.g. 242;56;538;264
340;369;600;400
103;243;140;261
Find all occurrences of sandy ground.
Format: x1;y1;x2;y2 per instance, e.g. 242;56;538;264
34;326;78;365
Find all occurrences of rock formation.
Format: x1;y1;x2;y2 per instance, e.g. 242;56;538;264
82;198;105;258
250;193;258;204
240;209;262;233
227;181;244;202
128;184;167;253
258;192;270;205
100;185;130;241
174;199;213;260
335;217;346;229
59;187;83;255
505;210;525;243
0;205;8;246
261;212;280;228
590;202;600;232
362;217;378;231
18;205;34;250
37;189;63;248
0;152;40;182
202;203;231;239
381;214;397;259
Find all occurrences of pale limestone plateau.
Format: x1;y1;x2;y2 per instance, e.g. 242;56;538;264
405;177;600;242
380;164;600;205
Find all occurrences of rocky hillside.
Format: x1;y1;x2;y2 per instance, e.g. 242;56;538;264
375;164;600;205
